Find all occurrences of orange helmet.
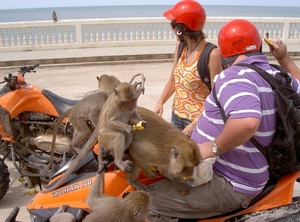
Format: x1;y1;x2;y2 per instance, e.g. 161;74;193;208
163;0;206;31
218;19;262;58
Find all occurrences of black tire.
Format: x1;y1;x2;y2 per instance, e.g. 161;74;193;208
0;157;10;201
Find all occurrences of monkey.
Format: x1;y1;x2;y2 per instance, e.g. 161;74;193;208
45;91;109;171
52;11;57;23
42;106;200;194
97;82;144;173
82;171;150;222
83;74;121;98
126;106;201;194
50;205;76;222
97;74;121;92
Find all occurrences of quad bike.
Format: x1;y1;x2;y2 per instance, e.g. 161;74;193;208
26;142;300;222
0;64;84;201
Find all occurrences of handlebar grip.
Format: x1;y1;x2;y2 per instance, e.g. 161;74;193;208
31;63;40;70
5;206;19;222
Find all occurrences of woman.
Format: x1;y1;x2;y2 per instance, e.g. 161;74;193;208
153;0;223;137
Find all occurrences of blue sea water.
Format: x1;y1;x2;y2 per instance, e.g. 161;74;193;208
0;5;300;23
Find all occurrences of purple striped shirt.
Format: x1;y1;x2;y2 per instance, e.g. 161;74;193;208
191;55;300;195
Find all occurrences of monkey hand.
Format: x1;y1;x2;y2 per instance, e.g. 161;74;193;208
187;157;217;187
119;159;135;173
172;177;190;195
133;120;147;130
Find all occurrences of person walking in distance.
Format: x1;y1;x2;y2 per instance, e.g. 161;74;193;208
52;11;57;23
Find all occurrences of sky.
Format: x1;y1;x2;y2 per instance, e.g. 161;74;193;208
1;0;300;10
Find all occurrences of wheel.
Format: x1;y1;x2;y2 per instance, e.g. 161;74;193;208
0;157;10;201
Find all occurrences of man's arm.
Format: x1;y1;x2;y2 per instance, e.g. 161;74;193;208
268;39;300;80
199;117;260;159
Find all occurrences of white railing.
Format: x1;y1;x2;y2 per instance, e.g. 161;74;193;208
1;17;300;52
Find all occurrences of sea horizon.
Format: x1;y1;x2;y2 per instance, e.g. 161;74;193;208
1;5;300;23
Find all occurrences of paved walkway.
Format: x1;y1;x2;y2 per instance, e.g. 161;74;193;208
1;43;300;67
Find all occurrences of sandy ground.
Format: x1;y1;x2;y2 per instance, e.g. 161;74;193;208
1;61;300;221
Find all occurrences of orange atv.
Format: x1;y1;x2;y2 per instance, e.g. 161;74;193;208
27;143;300;222
0;64;92;201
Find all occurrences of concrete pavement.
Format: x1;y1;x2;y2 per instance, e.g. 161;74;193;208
1;43;300;67
0;45;175;67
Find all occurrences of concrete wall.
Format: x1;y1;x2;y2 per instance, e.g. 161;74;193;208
1;17;300;52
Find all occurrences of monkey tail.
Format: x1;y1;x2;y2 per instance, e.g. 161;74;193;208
87;171;105;206
44;108;72;172
42;129;98;193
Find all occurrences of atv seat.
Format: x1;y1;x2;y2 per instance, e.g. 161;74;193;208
42;89;79;115
178;177;278;222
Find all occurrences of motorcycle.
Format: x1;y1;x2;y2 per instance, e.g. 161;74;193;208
0;64;84;201
27;143;300;222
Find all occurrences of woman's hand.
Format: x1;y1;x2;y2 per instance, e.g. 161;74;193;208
182;120;197;138
153;103;163;116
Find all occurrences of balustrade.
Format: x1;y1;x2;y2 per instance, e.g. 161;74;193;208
1;17;300;52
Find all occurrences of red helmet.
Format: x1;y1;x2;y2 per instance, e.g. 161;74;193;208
218;19;262;58
163;0;206;31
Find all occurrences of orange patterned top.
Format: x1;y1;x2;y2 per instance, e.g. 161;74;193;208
172;42;210;121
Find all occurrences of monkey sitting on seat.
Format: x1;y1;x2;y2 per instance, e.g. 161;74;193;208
98;82;145;173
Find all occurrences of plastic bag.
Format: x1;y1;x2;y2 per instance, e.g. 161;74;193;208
188;157;218;187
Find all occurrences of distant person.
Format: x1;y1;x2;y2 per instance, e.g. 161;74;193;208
153;0;223;138
52;11;57;23
267;38;300;79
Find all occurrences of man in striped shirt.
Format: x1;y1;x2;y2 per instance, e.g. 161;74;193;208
145;19;300;221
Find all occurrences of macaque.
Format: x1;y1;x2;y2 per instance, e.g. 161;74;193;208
97;74;121;92
98;82;144;173
45;91;109;171
83;74;121;97
82;171;150;222
126;106;201;194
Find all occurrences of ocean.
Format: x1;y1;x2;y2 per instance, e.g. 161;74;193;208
0;5;300;23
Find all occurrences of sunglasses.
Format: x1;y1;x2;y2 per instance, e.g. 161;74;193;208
170;21;177;29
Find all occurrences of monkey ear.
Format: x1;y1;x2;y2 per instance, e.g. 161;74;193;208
122;192;130;198
133;208;142;218
96;76;100;80
171;147;179;158
113;87;118;95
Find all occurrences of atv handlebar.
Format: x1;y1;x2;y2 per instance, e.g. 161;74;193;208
0;64;40;91
19;63;40;76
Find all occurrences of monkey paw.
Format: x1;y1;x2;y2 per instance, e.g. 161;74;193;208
173;179;190;195
121;160;134;173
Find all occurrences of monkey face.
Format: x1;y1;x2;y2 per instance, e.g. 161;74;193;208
120;98;137;111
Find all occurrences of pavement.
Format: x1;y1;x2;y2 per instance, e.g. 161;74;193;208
1;43;300;221
1;43;300;68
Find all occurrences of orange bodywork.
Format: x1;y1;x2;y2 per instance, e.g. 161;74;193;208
28;168;300;221
27;169;163;213
0;84;59;117
0;83;59;141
